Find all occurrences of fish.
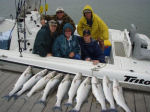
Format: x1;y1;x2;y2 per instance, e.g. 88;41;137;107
3;66;32;100
15;69;48;97
103;76;116;111
39;73;63;106
70;77;91;112
113;79;131;112
91;77;107;111
53;74;71;111
27;71;56;97
65;73;82;107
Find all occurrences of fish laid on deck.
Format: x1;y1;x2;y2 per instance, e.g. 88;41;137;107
71;77;91;112
103;76;116;111
15;69;48;97
3;66;32;100
113;79;131;112
65;73;82;107
91;77;107;112
53;74;71;111
39;73;64;105
27;71;56;97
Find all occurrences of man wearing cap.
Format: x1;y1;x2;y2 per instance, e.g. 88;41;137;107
33;20;58;57
45;7;76;35
77;5;109;51
78;29;105;64
52;23;80;59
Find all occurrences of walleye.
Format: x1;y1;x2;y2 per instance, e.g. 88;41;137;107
27;71;56;97
39;73;63;105
53;74;71;111
65;73;82;106
71;77;91;112
92;77;107;111
15;69;48;97
113;79;131;112
103;76;116;111
3;66;32;100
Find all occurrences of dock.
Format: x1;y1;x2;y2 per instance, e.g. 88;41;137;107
0;61;150;112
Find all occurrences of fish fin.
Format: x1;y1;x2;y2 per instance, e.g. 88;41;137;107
52;106;62;111
101;110;107;112
64;103;73;107
108;109;118;112
69;109;80;112
12;94;19;100
35;100;46;107
2;95;11;101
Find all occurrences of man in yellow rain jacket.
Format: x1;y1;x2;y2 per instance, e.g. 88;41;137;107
77;5;109;50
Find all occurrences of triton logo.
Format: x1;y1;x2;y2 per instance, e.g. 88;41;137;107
124;75;150;85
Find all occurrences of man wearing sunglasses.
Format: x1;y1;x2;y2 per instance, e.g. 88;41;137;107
33;20;58;57
45;7;76;35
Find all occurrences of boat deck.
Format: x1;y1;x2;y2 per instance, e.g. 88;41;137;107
0;66;150;112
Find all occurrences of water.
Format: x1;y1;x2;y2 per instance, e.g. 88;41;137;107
0;0;150;37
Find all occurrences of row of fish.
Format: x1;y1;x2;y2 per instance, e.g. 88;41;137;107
3;66;131;112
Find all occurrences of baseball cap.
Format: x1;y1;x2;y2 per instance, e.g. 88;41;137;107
49;20;57;26
56;7;64;12
83;29;91;36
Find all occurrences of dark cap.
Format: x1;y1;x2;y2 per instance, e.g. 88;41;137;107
49;20;57;26
83;29;91;36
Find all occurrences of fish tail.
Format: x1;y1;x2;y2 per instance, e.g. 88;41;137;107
12;94;19;100
36;100;46;107
2;95;12;101
52;106;62;111
108;109;118;112
64;102;73;107
101;110;107;112
69;109;80;112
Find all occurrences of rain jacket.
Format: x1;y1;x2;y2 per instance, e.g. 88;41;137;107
44;13;76;35
33;24;58;57
52;23;80;58
78;37;105;63
77;5;109;41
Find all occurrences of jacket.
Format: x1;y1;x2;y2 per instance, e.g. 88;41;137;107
44;13;76;35
33;25;58;57
78;37;105;63
52;23;80;58
77;5;109;41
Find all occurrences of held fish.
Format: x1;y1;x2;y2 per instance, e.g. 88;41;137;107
3;66;32;100
92;77;107;111
27;71;56;97
103;76;116;111
113;79;131;112
65;73;82;107
15;69;48;97
71;77;91;112
53;74;71;111
39;73;63;106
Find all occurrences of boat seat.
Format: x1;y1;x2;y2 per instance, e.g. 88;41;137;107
114;42;126;57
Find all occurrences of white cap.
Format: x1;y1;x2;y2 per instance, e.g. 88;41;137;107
56;7;64;12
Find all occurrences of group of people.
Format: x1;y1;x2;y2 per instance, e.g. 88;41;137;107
33;5;109;65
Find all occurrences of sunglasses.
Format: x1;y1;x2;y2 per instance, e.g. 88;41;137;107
57;11;64;14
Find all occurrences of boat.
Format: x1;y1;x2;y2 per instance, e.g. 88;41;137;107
0;1;150;91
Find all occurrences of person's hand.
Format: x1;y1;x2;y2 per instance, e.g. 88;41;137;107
46;53;52;57
92;60;100;65
69;52;75;58
85;58;91;61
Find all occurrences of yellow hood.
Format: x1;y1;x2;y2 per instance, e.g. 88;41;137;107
82;5;94;15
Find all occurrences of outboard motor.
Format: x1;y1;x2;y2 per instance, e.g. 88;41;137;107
129;24;150;60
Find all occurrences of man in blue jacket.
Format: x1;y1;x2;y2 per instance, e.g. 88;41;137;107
52;23;80;59
78;29;105;64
